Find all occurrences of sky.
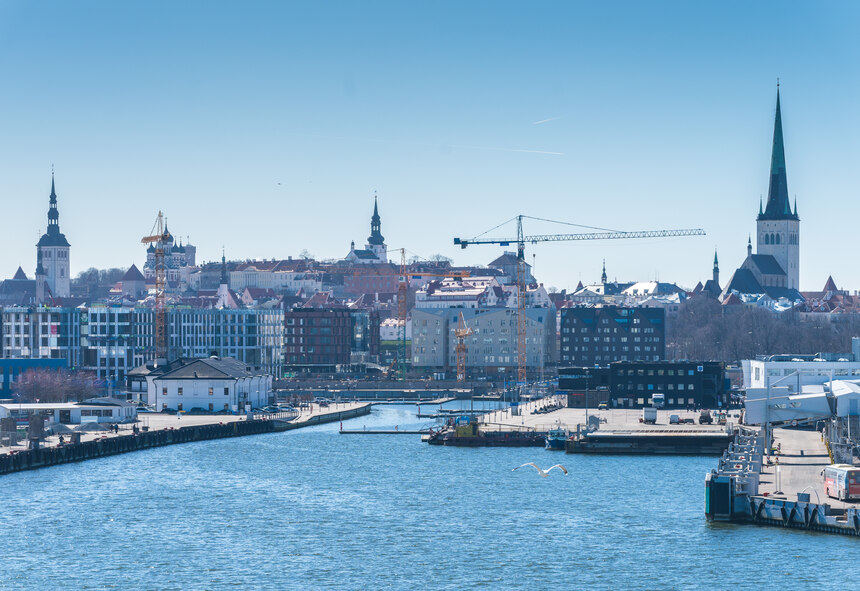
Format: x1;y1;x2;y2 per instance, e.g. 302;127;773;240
1;1;858;293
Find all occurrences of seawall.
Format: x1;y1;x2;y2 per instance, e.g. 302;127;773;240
0;403;371;476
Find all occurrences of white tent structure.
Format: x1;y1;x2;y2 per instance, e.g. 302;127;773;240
745;380;860;425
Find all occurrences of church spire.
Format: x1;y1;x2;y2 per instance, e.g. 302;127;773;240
47;172;60;233
759;85;798;221
601;259;607;284
713;249;719;284
220;247;228;285
367;192;385;246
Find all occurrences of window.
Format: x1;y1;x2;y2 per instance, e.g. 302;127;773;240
224;387;229;396
162;387;167;396
178;387;183;396
177;403;183;411
208;403;214;411
209;387;214;396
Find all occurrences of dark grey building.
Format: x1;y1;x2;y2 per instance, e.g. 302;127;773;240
559;361;726;409
559;306;665;366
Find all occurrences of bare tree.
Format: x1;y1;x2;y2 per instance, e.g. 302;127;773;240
12;368;102;403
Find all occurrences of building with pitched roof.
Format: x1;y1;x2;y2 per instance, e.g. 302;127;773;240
144;356;272;412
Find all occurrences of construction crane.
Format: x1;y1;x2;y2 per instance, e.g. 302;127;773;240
454;215;706;387
141;212;171;362
392;248;473;381
454;311;473;383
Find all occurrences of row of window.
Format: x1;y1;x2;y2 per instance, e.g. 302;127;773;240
163;386;231;396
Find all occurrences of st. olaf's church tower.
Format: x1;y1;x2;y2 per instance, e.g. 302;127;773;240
755;86;800;291
720;87;803;301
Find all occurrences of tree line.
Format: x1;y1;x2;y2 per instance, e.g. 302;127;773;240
666;297;860;363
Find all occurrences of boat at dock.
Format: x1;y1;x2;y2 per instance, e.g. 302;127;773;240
545;428;568;450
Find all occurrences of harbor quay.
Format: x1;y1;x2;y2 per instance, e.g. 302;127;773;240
0;402;370;476
426;395;736;452
706;425;860;537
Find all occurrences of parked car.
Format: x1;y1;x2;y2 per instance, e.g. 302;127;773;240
669;414;680;425
699;410;713;424
597;402;608;410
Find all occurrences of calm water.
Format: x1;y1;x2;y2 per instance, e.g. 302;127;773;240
0;404;855;590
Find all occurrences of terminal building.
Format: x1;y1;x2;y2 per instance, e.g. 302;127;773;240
559;361;726;409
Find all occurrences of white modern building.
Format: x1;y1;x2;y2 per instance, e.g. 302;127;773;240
742;355;860;394
380;317;411;341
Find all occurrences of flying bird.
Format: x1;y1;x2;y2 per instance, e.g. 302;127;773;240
512;463;569;477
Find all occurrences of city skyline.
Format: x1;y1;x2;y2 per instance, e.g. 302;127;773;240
1;1;858;292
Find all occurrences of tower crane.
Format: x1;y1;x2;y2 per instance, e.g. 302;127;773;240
393;248;472;381
454;215;706;387
454;311;473;383
141;211;171;362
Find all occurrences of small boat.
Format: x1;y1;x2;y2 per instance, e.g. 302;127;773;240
545;428;567;450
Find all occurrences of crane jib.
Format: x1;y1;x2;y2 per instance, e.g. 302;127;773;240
454;229;706;247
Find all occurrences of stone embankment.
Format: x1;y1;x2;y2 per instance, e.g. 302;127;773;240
0;403;371;476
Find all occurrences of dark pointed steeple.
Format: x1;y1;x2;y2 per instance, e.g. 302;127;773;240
37;172;70;247
713;250;719;284
220;248;228;285
747;235;752;257
367;193;385;246
600;259;607;284
759;86;799;221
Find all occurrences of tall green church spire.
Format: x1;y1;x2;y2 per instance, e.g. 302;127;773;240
759;85;798;221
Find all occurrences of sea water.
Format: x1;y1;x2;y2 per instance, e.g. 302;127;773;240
0;404;854;590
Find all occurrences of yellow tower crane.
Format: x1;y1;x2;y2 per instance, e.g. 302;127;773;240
392;248;471;380
141;212;171;362
454;311;473;383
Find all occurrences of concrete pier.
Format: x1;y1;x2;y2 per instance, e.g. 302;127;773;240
705;425;860;537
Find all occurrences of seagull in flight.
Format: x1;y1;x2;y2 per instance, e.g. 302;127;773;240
512;463;569;477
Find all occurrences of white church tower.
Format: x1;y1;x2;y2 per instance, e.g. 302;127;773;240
36;175;71;298
756;87;800;291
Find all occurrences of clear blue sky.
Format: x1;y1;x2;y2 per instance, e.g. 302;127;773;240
1;1;858;292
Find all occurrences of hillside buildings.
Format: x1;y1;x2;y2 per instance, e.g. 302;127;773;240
143;226;196;288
